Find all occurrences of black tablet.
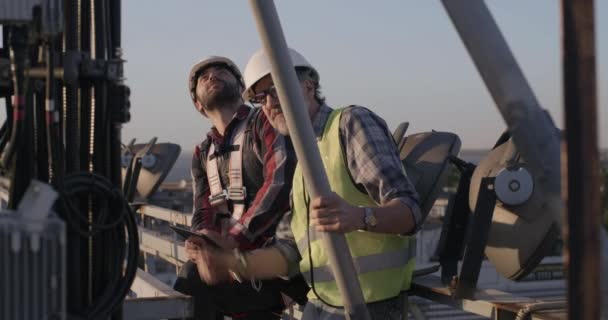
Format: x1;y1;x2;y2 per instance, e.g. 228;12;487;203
169;225;221;249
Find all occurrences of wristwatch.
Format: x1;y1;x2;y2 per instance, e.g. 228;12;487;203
362;207;377;231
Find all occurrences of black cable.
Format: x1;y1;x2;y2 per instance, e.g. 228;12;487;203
63;0;80;174
302;178;343;309
4;26;31;210
58;175;127;236
0;24;13;161
101;0;112;60
0;26;22;170
0;96;12;156
62;1;84;316
0;116;9;157
45;37;65;185
56;172;139;319
108;0;125;190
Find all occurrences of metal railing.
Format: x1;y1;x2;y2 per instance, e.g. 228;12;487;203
0;183;567;319
127;202;567;320
123;205;194;319
124;270;193;319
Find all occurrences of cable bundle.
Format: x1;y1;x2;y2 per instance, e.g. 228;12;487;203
57;172;139;320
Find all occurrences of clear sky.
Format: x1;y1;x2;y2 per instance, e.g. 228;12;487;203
120;1;607;151
3;1;608;151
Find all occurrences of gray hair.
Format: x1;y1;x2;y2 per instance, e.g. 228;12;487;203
296;67;325;105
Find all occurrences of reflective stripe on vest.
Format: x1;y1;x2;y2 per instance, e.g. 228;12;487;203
207;110;253;235
296;229;417;278
301;243;417;283
291;108;416;306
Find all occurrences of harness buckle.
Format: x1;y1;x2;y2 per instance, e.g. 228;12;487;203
227;186;247;201
209;189;229;207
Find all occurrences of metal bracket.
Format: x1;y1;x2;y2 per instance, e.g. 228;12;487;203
437;156;475;285
208;190;229;207
80;56;124;81
124;137;157;202
27;53;125;83
109;83;131;123
452;177;497;299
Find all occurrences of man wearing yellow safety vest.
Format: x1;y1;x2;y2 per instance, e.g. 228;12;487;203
186;48;423;319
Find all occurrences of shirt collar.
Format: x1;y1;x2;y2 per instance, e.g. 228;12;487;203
311;104;334;139
207;104;252;144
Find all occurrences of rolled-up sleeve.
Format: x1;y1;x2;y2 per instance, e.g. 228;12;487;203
340;106;423;234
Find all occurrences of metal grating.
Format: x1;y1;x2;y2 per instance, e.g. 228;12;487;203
0;214;66;320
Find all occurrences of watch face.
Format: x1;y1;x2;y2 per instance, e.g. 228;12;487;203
365;208;377;227
368;214;377;227
369;214;377;226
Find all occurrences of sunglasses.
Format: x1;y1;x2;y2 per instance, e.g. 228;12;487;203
250;85;278;104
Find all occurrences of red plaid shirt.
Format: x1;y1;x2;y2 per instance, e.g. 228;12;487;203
191;105;296;250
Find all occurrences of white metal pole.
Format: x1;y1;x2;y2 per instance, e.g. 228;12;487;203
248;1;371;319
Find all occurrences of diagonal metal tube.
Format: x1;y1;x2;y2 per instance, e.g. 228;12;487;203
248;1;371;319
441;0;607;318
441;0;562;224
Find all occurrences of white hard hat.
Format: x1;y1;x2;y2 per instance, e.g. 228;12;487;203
242;48;318;101
187;56;244;106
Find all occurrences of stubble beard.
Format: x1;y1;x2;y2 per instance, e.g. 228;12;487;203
272;114;289;136
199;81;241;112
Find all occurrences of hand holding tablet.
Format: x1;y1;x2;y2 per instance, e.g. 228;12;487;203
169;225;222;249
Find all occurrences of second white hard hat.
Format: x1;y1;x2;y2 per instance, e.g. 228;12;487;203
242;48;318;101
187;56;243;107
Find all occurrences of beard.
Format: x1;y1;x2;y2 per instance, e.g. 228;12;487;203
198;80;241;111
271;114;289;136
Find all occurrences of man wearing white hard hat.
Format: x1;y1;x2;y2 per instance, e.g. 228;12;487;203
190;48;423;319
176;55;308;319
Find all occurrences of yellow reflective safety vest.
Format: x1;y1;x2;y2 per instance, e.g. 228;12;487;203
291;108;416;306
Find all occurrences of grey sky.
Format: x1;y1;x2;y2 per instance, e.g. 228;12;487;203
2;1;608;151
